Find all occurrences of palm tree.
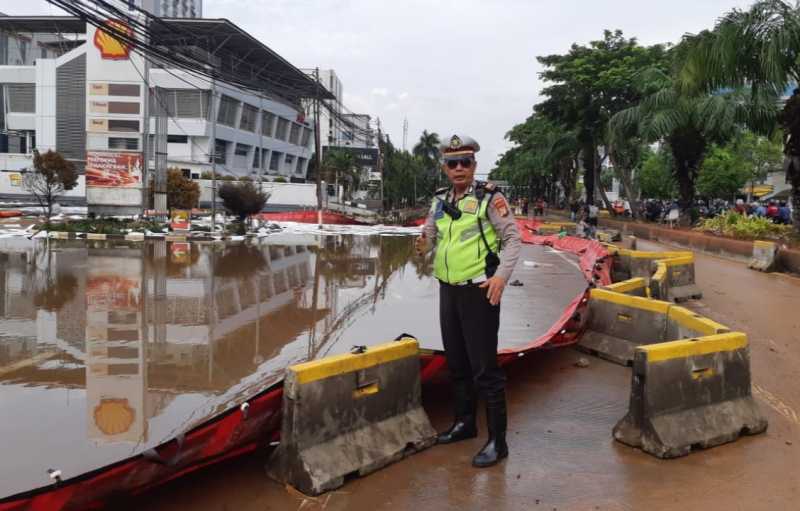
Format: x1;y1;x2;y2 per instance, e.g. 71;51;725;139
323;149;359;200
412;130;441;165
679;0;800;230
610;66;778;215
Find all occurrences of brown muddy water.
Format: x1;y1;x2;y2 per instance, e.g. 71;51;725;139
0;234;585;500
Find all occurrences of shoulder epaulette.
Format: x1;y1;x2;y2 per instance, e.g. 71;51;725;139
434;186;449;196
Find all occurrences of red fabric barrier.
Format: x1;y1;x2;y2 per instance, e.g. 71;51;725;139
258;210;368;225
0;219;612;511
0;210;23;218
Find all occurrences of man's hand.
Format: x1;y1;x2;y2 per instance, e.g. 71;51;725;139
414;233;428;257
479;276;506;305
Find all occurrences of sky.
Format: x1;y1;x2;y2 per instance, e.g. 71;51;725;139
1;0;755;177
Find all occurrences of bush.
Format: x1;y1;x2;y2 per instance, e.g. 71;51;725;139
239;176;253;182
273;176;287;183
219;175;236;181
218;182;268;222
695;211;792;240
200;171;214;180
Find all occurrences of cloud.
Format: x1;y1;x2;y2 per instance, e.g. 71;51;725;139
370;87;389;97
397;92;409;101
384;103;399;111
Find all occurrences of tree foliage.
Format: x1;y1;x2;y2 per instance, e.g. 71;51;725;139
535;30;668;204
22;150;78;219
639;147;677;200
218;182;268;223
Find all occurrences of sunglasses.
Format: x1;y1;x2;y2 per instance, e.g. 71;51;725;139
445;157;474;170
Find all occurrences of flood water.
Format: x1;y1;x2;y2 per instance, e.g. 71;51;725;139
0;233;586;499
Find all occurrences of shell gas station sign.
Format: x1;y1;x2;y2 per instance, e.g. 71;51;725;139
93;19;134;61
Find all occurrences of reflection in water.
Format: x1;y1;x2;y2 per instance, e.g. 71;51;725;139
0;235;433;497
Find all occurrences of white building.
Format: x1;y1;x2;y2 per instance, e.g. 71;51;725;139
138;0;203;18
340;113;374;149
315;69;343;146
0;15;329;207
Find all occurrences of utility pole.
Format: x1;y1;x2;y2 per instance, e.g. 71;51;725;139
377;118;384;211
314;67;323;228
140;20;151;216
402;117;408;152
209;82;218;231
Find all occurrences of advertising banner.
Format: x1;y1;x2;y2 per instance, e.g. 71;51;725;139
170;210;191;232
86;151;142;188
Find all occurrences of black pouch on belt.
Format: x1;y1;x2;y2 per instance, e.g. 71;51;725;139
477;216;500;278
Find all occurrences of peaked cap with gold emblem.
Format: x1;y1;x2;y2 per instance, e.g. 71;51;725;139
440;134;480;157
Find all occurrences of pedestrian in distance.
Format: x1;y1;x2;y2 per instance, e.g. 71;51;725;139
415;134;522;468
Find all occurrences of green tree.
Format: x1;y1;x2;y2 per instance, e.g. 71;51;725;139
22;150;78;219
323;149;360;200
609;65;777;214
679;0;799;229
166;168;200;209
639;147;678;200
536;30;668;205
696;145;751;200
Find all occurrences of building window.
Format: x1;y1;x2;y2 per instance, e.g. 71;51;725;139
253;148;260;168
161;90;211;119
289;123;301;145
276;117;290;141
216;95;239;127
214;139;228;164
234;143;250;156
301;127;312;147
108;137;139;151
108;119;139;132
240;104;258;132
261;111;275;137
167;134;188;144
297;157;307;175
285;154;295;171
269;151;282;171
6;84;35;113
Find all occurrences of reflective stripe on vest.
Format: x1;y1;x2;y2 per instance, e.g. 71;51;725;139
432;193;499;284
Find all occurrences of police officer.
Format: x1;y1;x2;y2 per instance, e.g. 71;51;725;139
415;134;521;467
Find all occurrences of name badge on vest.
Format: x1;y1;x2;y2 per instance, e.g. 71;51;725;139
461;197;479;215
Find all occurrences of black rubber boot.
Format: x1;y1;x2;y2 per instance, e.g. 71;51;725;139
472;392;508;467
437;383;477;444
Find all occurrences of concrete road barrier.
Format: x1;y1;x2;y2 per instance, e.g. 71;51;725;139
666;305;729;340
659;254;702;302
613;332;768;458
603;277;648;297
268;338;436;495
578;288;671;365
749;240;778;272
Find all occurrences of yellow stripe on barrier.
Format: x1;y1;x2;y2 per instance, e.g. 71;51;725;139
628;250;692;260
605;278;647;294
753;240;775;249
659;254;694;267
668;306;729;336
590;288;671;314
290;339;419;384
652;262;667;282
641;332;747;362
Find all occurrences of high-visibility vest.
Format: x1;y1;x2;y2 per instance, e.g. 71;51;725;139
432;192;499;284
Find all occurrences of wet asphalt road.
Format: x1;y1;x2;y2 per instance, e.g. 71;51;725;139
121;238;800;511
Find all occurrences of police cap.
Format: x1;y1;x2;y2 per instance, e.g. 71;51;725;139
440;134;480;157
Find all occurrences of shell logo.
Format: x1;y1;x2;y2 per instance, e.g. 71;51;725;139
94;398;135;435
94;19;134;60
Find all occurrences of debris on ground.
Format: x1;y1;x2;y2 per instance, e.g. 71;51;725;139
574;358;590;368
510;279;524;287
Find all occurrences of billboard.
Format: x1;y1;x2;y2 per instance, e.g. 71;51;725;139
86;151;142;188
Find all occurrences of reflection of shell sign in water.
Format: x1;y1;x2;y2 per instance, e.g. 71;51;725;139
171;242;191;264
86;151;142;188
94;19;134;60
94;398;135;435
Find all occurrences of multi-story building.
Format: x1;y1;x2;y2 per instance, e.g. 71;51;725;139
314;69;344;147
0;13;329;208
138;0;203;18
